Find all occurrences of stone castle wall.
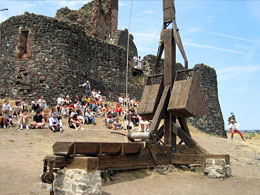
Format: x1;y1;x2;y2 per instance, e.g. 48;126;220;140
0;13;143;105
188;64;226;138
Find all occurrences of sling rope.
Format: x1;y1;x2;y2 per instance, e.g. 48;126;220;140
125;0;134;140
126;0;134;101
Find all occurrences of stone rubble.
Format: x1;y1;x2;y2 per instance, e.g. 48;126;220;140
54;169;102;195
204;159;232;178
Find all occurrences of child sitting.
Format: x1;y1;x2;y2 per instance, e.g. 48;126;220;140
49;112;63;132
19;109;30;130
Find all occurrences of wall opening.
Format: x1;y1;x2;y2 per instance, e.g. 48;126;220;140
15;27;33;60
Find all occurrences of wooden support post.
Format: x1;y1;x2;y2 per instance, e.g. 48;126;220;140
162;29;176;87
162;29;176;146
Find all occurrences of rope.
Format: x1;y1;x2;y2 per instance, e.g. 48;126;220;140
125;0;134;142
126;0;134;101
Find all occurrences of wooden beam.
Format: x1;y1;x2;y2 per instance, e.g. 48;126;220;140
150;85;170;134
172;154;230;165
162;29;176;87
178;117;191;136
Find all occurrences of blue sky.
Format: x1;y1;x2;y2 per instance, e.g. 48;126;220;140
1;0;260;130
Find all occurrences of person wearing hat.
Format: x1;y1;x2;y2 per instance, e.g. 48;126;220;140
79;80;91;98
49;112;63;132
228;119;245;141
228;112;236;124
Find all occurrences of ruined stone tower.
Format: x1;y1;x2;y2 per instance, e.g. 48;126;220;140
55;0;118;40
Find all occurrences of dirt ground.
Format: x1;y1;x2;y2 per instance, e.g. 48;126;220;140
0;116;260;195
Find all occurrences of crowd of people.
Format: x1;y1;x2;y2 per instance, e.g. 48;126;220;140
0;80;151;133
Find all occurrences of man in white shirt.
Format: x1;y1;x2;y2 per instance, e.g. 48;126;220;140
57;94;65;113
38;96;47;109
228;119;245;141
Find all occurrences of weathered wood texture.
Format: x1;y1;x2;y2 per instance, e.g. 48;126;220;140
168;70;206;117
149;85;170;133
137;80;163;120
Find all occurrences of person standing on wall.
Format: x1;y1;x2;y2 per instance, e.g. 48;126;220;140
79;80;91;98
229;119;245;141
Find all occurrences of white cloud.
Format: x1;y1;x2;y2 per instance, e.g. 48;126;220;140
217;65;260;81
142;10;153;15
186;27;260;44
184;39;244;54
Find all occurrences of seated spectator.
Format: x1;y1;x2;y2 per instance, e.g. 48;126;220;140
124;115;134;130
67;102;75;116
42;108;49;124
77;110;85;124
19;109;29;130
131;111;139;126
139;117;150;132
64;95;72;106
31;97;40;112
61;104;69;117
89;99;98;112
68;113;84;131
38;96;47;109
102;104;110;117
0;105;6;128
3;100;14;127
13;97;22;117
22;98;30;112
114;118;122;130
74;95;80;109
106;115;115;129
80;96;87;110
49;112;63;132
57;94;65;113
92;89;97;99
85;108;96;125
111;107;118;118
30;110;45;129
115;103;123;116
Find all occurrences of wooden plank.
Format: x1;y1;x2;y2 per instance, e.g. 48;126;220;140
172;154;230;165
53;142;143;156
53;142;73;155
67;157;98;171
150;85;170;134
